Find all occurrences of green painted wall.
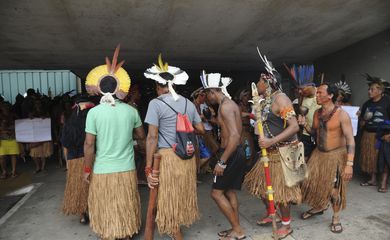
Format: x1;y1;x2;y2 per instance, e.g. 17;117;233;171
0;70;80;103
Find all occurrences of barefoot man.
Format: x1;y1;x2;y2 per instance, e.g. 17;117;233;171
201;71;247;240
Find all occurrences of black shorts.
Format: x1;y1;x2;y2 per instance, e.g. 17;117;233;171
212;145;246;190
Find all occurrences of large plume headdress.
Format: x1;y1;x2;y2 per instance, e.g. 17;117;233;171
256;46;282;90
200;70;232;99
144;54;189;101
363;73;390;95
85;44;131;106
284;64;315;87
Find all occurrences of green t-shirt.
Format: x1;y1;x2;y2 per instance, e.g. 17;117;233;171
85;100;142;174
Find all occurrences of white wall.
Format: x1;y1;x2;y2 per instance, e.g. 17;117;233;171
315;29;390;107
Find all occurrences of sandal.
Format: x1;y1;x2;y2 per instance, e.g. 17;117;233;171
218;229;232;237
11;173;18;178
275;228;293;239
378;187;388;193
0;173;7;179
360;181;377;186
256;214;281;226
330;222;343;233
301;208;325;220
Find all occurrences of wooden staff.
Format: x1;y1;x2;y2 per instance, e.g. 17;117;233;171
251;83;279;240
144;153;162;240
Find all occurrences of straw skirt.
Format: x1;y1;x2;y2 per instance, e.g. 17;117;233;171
156;148;199;235
360;131;378;174
302;147;347;210
243;151;302;206
30;141;53;158
88;170;141;239
62;157;89;216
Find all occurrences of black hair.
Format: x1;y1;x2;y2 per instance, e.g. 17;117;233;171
321;82;338;103
61;104;92;149
99;76;117;93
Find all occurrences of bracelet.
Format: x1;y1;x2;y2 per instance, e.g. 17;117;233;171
217;160;227;169
145;167;153;176
346;161;354;167
84;166;92;173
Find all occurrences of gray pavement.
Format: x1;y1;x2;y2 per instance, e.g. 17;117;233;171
0;166;389;240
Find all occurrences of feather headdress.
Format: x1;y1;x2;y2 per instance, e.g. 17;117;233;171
363;73;390;94
85;44;131;105
284;64;315;87
144;54;189;101
256;46;282;90
335;80;352;95
200;70;232;99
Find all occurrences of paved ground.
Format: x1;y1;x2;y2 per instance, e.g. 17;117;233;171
0;160;389;240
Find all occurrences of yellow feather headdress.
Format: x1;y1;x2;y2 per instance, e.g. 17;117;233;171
86;44;131;103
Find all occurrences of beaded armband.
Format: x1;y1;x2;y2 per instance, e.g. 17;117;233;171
280;107;296;128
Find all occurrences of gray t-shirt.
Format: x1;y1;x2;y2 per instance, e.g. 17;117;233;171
145;93;202;148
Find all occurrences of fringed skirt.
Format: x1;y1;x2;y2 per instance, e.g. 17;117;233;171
243;151;302;206
88;170;141;239
30;141;53;158
302;147;347;210
156;148;199;235
62;158;89;216
360;131;378;174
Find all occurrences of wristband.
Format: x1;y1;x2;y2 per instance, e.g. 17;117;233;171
217;160;227;169
346;161;354;167
84;166;92;173
145;167;153;176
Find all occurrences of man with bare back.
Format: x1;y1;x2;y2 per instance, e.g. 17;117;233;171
300;83;355;234
201;71;247;240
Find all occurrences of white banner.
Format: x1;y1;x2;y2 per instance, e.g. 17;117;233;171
341;106;360;136
15;118;52;143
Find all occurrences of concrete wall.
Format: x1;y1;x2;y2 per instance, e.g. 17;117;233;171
315;28;390;107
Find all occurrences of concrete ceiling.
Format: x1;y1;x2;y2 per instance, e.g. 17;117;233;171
0;0;390;77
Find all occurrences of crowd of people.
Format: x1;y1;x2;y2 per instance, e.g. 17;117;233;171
0;45;389;240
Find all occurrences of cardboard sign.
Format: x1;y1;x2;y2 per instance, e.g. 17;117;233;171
15;118;52;143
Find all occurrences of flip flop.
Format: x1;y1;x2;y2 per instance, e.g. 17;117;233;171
378;187;388;193
276;228;293;239
219;235;247;240
301;208;325;220
257;215;281;226
360;182;377;186
218;229;232;237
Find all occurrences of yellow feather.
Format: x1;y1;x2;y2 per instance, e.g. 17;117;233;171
158;53;164;71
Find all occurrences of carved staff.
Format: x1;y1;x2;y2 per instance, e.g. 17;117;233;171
251;82;279;240
144;153;161;240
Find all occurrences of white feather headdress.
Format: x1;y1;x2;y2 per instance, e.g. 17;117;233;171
256;46;282;90
200;70;232;99
144;54;189;101
335;80;352;95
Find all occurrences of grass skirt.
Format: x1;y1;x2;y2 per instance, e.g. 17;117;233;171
30;141;53;158
243;151;302;206
88;170;141;239
360;131;378;174
62;158;89;216
156;148;199;235
302;147;347;210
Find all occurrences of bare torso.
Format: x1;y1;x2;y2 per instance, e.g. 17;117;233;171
218;97;242;149
313;107;346;151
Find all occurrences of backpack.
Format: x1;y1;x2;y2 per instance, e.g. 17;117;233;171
157;98;196;160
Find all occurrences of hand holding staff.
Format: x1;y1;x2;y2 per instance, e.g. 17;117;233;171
251;83;279;240
144;153;161;240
